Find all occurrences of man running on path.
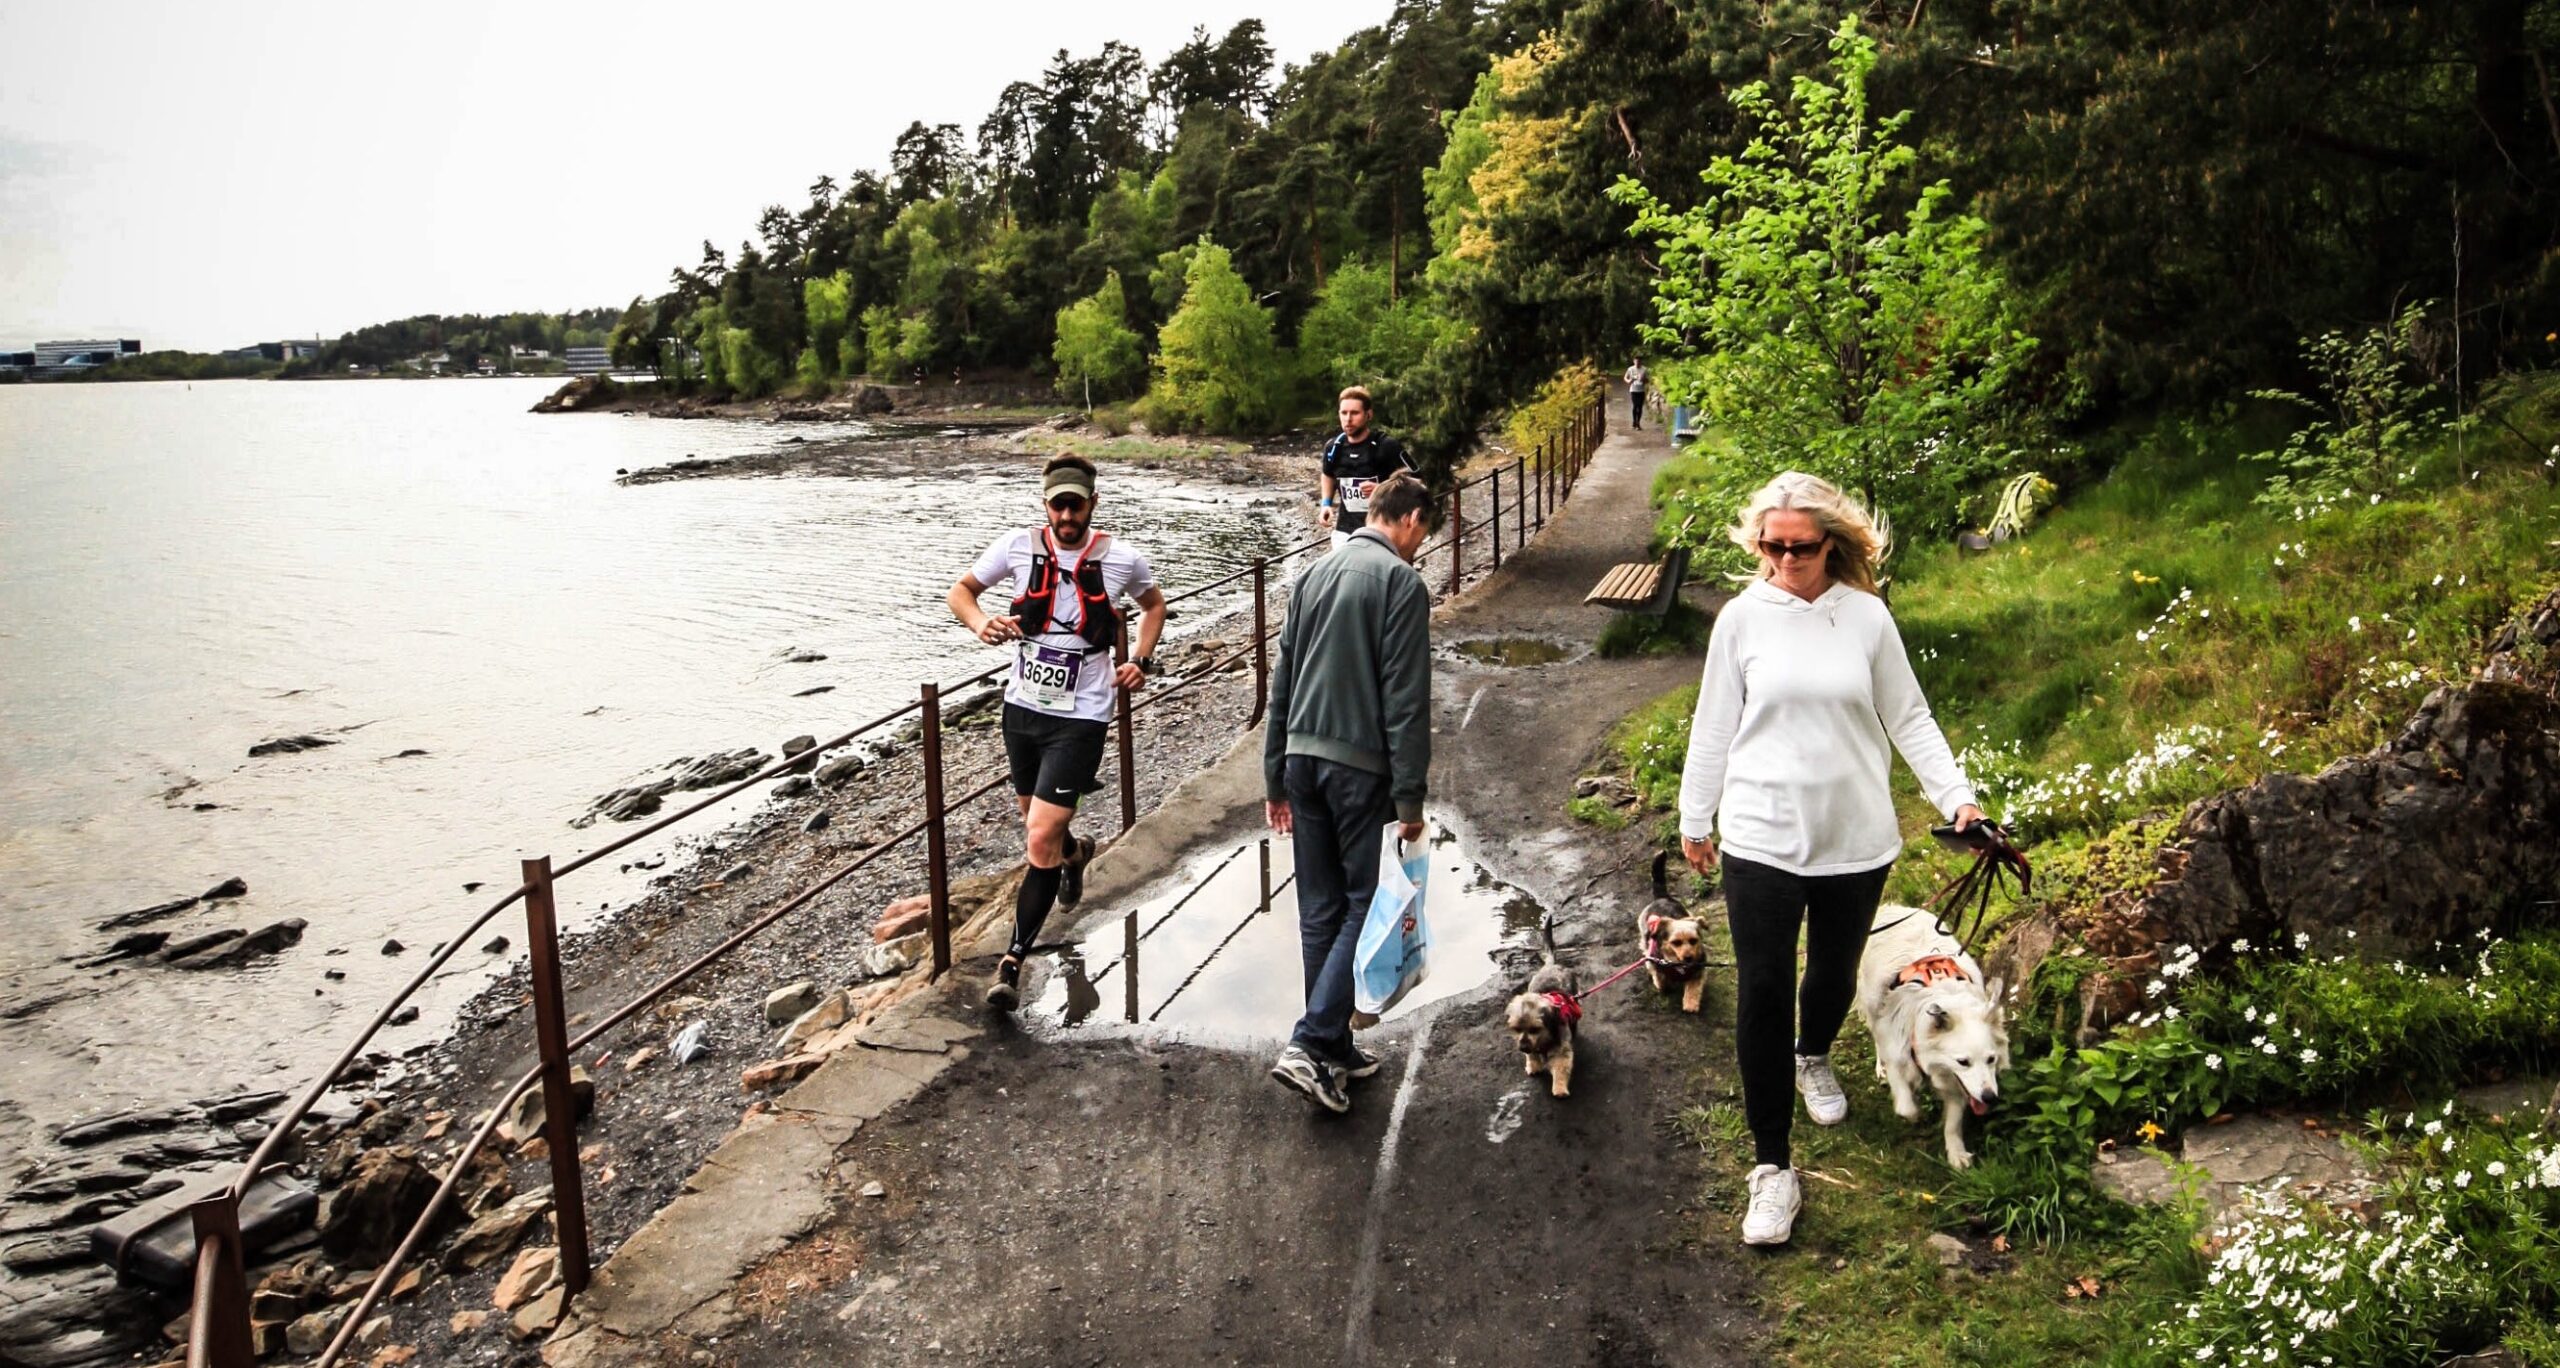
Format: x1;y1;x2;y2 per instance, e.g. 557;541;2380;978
1623;359;1650;430
1316;386;1415;551
1264;471;1434;1113
947;454;1168;1011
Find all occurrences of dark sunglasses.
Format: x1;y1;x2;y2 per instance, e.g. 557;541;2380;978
1757;536;1828;560
1048;495;1090;513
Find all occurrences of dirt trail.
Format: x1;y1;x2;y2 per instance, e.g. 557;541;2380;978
584;397;1765;1366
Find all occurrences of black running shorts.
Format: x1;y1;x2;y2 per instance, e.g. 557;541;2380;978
1002;702;1109;808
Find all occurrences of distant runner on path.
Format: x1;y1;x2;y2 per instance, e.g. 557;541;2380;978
1264;471;1435;1115
1623;360;1650;429
1317;386;1415;551
946;454;1168;1012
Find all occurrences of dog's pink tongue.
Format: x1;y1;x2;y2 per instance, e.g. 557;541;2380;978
1967;1096;1990;1116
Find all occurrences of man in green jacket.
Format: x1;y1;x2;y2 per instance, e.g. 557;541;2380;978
1264;471;1434;1114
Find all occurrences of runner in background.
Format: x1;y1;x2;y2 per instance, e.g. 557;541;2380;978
1316;386;1415;551
946;454;1167;1011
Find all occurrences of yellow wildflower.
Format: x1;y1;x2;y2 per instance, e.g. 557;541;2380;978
2137;1120;2166;1145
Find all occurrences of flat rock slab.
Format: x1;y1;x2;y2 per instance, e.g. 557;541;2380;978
2092;1147;2192;1209
2179;1115;2375;1227
853;1011;980;1056
573;1118;837;1340
2457;1075;2555;1121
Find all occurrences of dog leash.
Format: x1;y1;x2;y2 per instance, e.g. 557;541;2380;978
1923;820;2032;957
1573;915;1666;1001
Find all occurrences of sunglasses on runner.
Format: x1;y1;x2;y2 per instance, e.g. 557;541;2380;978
1757;536;1827;560
1048;494;1090;513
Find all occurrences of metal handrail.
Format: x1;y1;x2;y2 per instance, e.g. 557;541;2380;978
196;391;1610;1368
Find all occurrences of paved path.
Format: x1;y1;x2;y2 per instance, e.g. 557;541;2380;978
546;395;1766;1366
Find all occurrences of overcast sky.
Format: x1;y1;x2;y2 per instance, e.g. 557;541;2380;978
0;1;1392;352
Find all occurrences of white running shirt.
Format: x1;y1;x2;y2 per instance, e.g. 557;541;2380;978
970;528;1157;723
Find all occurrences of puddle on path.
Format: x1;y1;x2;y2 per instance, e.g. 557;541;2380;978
1446;636;1576;668
1024;815;1543;1048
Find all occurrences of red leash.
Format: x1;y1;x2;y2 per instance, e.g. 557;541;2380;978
1575;915;1676;1003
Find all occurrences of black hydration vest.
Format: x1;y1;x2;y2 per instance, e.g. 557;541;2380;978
1009;529;1121;654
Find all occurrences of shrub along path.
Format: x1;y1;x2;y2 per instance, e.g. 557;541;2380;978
537;394;1770;1365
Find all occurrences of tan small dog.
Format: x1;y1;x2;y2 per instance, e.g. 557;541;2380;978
1505;919;1581;1098
1641;853;1708;1013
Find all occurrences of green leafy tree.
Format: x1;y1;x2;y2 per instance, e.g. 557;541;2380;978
1609;16;2038;545
802;272;853;379
1052;271;1146;410
1147;240;1282;433
1296;259;1443;390
2248;302;2457;511
858;305;899;378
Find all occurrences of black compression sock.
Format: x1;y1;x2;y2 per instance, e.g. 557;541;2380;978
1011;862;1064;959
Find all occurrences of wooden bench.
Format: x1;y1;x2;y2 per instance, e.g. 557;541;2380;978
1584;545;1692;617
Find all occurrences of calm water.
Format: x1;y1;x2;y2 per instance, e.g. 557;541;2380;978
0;378;1287;1141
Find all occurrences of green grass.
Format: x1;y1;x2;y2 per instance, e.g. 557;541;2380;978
1564;795;1628;830
1888;392;2560;849
1662;916;2191;1367
1012;426;1259;461
1595;599;1711;659
1639;380;2560;907
1618;380;2560;1364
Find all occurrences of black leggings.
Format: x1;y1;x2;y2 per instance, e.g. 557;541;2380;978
1722;855;1893;1168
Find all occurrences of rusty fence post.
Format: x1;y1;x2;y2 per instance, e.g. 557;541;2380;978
1535;442;1546;529
1248;558;1269;727
1447;488;1464;595
1114;636;1137;834
520;855;592;1297
1490;468;1502;573
187;1196;254;1368
920;683;952;977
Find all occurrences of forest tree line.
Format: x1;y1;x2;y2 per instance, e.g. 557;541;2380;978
589;0;2560;481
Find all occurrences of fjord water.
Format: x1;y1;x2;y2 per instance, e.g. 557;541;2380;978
0;378;1285;1142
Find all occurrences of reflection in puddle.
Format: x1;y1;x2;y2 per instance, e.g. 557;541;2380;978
1026;817;1541;1046
1448;636;1574;667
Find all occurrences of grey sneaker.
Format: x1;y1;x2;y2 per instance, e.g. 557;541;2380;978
985;956;1021;1013
1058;836;1094;910
1743;1164;1801;1246
1795;1054;1848;1126
1345;1044;1385;1081
1270;1046;1350;1114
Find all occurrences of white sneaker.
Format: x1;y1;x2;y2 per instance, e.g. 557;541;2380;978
1742;1164;1801;1246
1795;1054;1848;1126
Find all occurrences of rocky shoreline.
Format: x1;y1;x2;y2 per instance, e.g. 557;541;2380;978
0;442;1306;1366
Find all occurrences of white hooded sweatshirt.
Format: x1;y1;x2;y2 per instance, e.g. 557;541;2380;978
1677;579;1977;877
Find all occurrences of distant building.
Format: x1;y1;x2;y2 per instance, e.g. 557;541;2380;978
509;345;551;362
563;346;612;376
0;351;33;373
281;340;325;361
31;339;140;377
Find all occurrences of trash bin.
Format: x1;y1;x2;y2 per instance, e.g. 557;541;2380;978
1671;405;1698;445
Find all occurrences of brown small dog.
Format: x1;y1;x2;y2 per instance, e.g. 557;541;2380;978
1642;852;1708;1014
1505;920;1581;1098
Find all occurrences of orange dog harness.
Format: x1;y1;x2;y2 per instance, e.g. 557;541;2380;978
1893;955;1973;990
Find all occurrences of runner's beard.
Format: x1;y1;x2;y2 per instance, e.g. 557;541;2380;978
1049;508;1091;546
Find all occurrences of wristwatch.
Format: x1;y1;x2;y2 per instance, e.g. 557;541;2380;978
1136;655;1160;675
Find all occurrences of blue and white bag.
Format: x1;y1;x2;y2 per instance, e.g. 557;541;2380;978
1352;830;1432;1016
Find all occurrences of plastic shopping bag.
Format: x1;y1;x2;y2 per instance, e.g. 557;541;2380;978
1352;829;1432;1016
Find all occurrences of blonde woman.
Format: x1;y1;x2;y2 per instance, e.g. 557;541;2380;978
1676;471;1982;1246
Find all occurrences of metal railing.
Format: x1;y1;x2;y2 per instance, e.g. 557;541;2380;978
184;391;1608;1365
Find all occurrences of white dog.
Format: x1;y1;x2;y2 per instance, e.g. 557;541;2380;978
1854;905;2010;1169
